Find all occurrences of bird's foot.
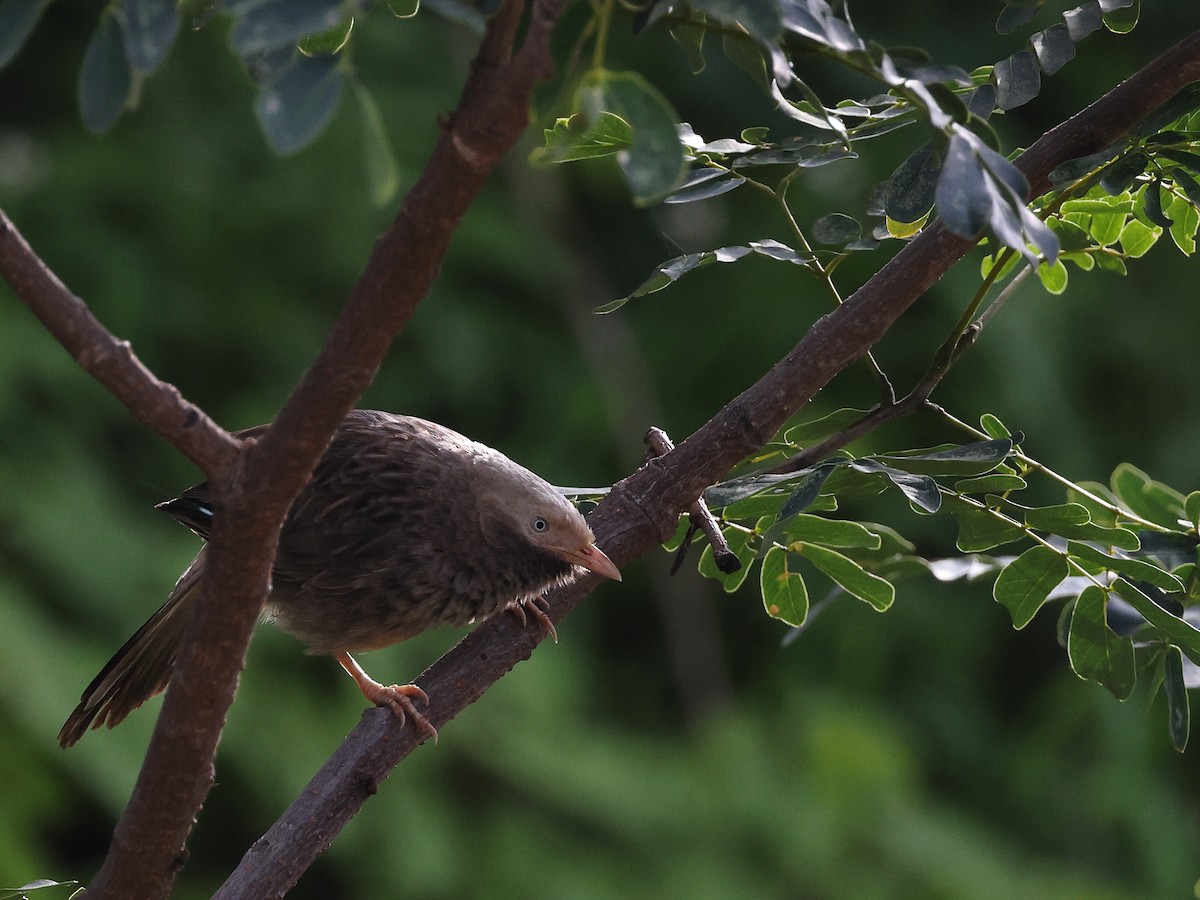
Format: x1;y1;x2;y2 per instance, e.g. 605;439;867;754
335;650;439;743
365;681;439;744
506;595;558;643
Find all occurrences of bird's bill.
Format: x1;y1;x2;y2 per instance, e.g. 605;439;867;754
560;542;622;581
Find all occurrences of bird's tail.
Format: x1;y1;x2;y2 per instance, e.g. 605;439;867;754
58;547;206;748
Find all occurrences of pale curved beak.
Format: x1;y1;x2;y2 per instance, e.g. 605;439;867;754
561;542;622;582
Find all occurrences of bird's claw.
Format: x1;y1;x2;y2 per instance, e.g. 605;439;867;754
506;595;558;643
370;682;438;744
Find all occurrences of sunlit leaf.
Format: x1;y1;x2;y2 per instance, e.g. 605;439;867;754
760;545;808;625
799;543;895;610
1110;462;1186;528
1111;579;1200;666
579;69;686;205
1067;585;1136;699
780;513;882;550
993;544;1069;629
536;112;634;164
1066;541;1185;593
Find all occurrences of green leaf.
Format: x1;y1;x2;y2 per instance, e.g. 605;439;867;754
992;49;1040;110
775;464;838;520
598;239;811;312
1067;585;1136;699
1099;150;1148;195
1022;502;1091;530
669;20;706;74
760;545;808;626
578;69;686;205
1102;0;1139;34
1064;2;1103;40
979;412;1012;438
664;169;745;204
1185;490;1200;529
877;438;1013;477
1027;513;1141;550
692;0;780;44
229;0;344;54
1036;258;1068;293
1066;541;1185;593
849;459;940;513
812;213;861;245
885;142;940;224
993;544;1069;629
1167;193;1200;254
352;80;399;206
720;32;768;90
784;407;870;443
1049;143;1126;186
780;514;882;550
936;132;989;236
78;11;135;134
954;473;1027;493
800;543;895;611
1110;462;1186;528
1029;23;1074;75
298;19;354;55
0;0;49;69
1163;645;1190;751
1111;579;1200;666
118;0;180;72
535;112;634;164
1118;218;1159;257
254;53;344;155
1067;481;1119;527
944;495;1024;552
1141;179;1173;228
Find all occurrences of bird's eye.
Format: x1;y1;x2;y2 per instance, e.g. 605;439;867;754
531;516;549;533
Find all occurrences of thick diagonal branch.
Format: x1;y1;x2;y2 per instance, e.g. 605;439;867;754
216;26;1200;899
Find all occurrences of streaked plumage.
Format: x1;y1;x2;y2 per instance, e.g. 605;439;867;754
59;411;619;747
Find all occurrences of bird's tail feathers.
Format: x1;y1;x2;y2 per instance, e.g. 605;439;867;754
58;547;206;748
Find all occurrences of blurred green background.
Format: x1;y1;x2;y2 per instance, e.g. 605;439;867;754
2;3;1199;898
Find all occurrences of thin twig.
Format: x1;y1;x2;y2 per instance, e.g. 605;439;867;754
645;426;741;574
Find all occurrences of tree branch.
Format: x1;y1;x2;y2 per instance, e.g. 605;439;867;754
215;25;1200;897
0;212;238;474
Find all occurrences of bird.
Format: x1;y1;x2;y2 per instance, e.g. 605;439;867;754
58;410;620;748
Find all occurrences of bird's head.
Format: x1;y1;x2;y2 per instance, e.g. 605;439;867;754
475;456;621;583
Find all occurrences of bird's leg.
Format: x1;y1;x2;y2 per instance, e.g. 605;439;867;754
334;650;438;743
505;595;558;643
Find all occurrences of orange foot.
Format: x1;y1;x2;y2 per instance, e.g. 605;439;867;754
335;650;439;744
506;595;558;643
